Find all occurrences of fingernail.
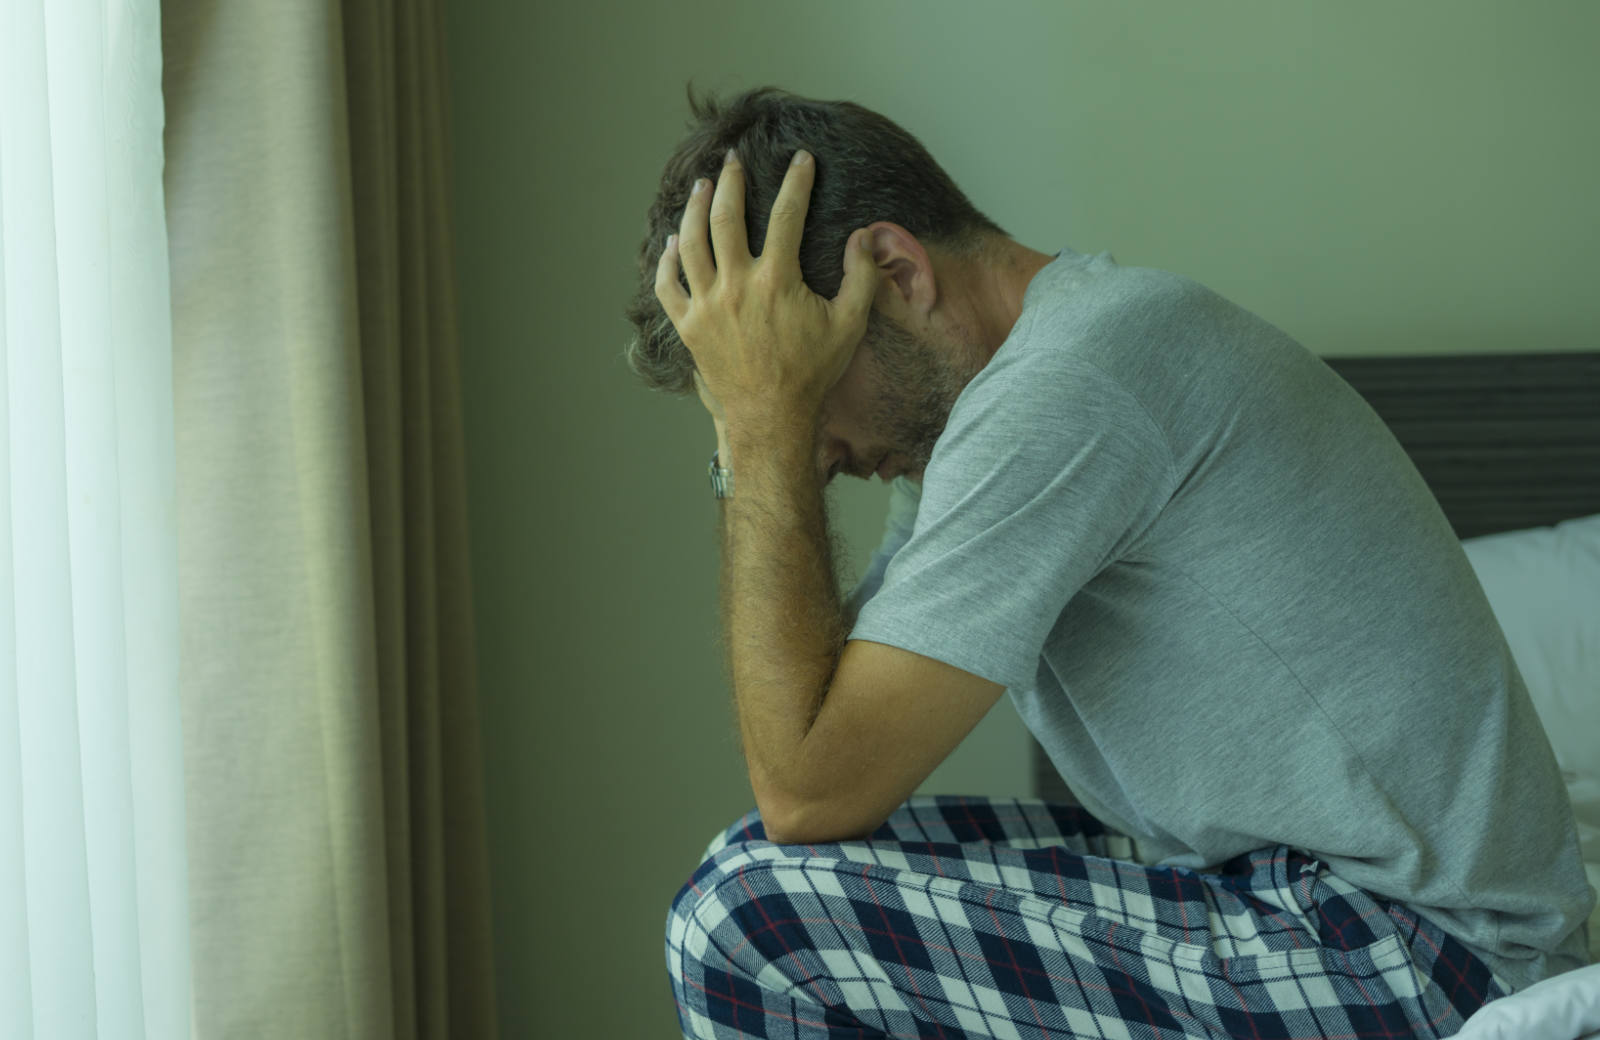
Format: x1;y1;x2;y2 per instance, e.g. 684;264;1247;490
692;178;706;195
666;233;677;250
724;148;737;166
791;150;811;167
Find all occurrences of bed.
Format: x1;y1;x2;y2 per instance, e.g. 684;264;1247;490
1026;350;1600;1035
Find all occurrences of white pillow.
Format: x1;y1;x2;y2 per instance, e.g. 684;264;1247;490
1461;513;1600;962
1451;960;1600;1039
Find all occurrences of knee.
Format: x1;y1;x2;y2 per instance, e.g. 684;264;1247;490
704;805;771;857
668;806;773;926
665;807;779;972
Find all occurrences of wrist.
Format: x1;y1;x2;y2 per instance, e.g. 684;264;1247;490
724;422;818;477
723;403;818;453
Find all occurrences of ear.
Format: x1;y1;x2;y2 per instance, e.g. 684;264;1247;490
861;224;939;326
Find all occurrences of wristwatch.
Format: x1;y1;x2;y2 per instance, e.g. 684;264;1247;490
708;450;733;500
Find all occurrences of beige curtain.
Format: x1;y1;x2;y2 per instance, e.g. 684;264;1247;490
162;2;496;1037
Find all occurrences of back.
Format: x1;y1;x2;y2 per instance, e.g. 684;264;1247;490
848;247;1594;993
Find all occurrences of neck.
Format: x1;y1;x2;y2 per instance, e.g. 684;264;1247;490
968;240;1056;360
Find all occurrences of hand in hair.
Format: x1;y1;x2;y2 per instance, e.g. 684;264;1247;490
654;148;878;432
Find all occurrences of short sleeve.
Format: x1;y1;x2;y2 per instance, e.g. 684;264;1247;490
848;357;1176;690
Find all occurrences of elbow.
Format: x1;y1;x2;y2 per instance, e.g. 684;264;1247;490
763;816;824;846
756;791;811;845
760;797;878;845
752;765;823;843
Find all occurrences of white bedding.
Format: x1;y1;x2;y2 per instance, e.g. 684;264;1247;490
1453;961;1600;1039
1455;514;1600;1038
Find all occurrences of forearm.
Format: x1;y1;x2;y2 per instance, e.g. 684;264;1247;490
718;419;849;816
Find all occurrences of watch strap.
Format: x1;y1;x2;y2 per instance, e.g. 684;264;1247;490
709;450;733;499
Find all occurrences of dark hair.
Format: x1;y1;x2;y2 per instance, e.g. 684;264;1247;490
623;84;1009;394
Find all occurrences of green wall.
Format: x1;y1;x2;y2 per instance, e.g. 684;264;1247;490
443;3;1599;1035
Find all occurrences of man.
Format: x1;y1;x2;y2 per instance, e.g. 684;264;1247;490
626;86;1593;1039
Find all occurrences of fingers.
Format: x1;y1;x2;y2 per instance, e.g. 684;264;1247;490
656;147;819;320
675;177;716;295
654;234;688;320
669;149;756;303
759;150;814;272
708;150;751;278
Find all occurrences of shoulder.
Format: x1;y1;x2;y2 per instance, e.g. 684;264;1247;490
962;263;1208;408
993;260;1223;376
1056;265;1228;351
1028;253;1214;323
988;259;1289;416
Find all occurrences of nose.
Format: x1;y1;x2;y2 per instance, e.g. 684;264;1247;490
817;434;850;483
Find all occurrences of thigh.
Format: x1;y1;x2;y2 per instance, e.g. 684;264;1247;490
689;795;1311;956
668;796;1507;1039
694;794;1134;864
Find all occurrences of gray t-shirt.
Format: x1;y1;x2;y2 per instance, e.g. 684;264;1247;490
847;246;1594;992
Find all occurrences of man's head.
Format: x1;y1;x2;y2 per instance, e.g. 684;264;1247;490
814;306;986;482
624;84;1034;482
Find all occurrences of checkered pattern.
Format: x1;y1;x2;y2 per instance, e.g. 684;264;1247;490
665;795;1511;1039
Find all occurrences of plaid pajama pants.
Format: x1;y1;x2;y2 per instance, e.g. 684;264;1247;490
665;795;1511;1039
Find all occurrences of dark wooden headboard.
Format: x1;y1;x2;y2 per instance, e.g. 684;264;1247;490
1032;350;1600;804
1320;352;1600;538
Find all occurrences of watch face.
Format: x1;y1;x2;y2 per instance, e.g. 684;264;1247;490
708;457;731;499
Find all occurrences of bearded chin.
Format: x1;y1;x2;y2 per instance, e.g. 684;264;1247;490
865;325;981;474
899;399;953;472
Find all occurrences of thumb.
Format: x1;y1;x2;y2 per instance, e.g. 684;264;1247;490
833;227;879;323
